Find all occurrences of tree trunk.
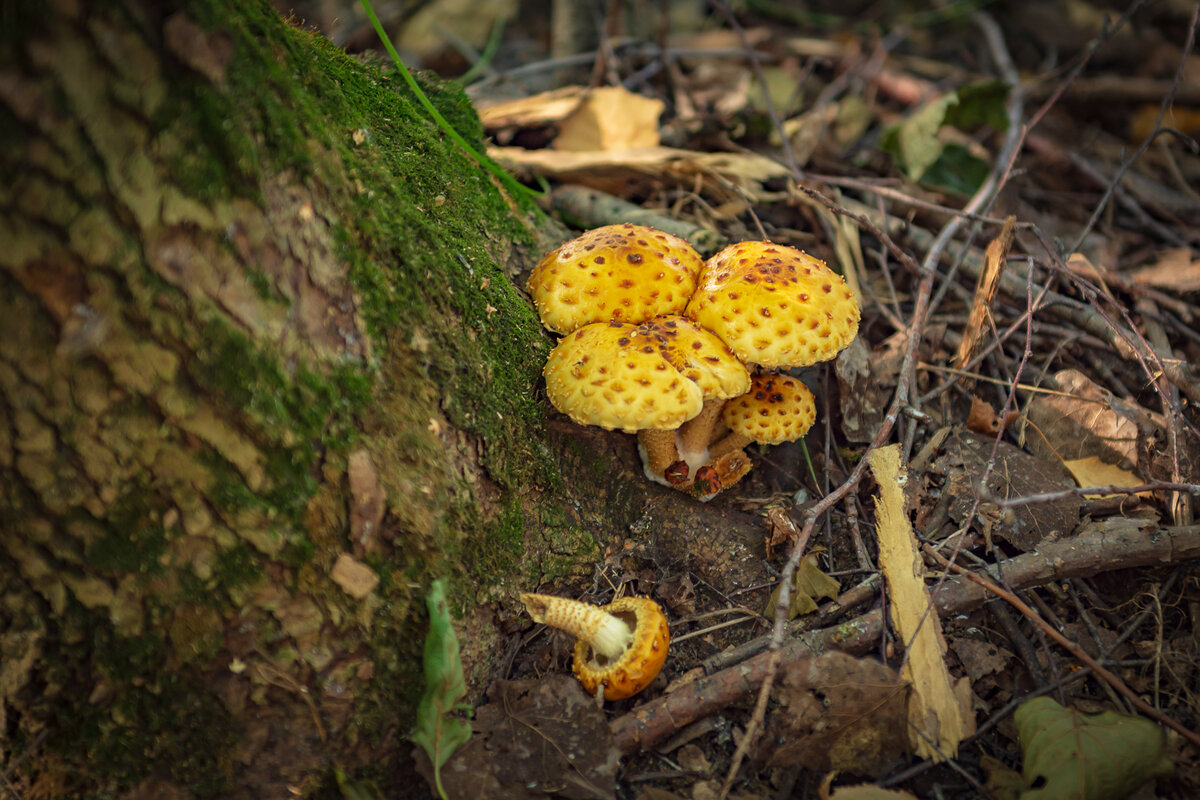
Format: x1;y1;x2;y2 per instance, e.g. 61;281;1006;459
0;2;768;797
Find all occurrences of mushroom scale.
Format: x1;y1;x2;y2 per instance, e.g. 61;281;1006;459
685;241;860;369
528;224;705;335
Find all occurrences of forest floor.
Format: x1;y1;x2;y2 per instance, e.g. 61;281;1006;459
298;1;1200;797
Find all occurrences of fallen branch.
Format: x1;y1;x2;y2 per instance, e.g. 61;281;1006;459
612;521;1200;754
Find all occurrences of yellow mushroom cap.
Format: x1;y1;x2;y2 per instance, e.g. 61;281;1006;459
528;224;704;335
685;241;860;369
543;321;703;433
723;372;817;445
638;315;750;402
571;596;670;701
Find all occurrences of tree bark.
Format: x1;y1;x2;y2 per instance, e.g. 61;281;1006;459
0;2;771;797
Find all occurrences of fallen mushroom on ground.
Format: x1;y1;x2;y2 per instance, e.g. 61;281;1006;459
529;226;859;500
520;592;670;701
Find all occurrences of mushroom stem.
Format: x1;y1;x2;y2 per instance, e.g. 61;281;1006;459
707;431;752;462
521;593;631;661
637;429;680;478
673;398;726;472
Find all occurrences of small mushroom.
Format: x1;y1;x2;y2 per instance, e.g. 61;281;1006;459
521;593;670;701
708;372;818;460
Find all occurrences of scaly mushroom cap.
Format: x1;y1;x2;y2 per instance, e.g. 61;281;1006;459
571;596;670;700
685;241;860;369
543;321;703;433
723;372;817;445
638;315;751;402
528;224;704;334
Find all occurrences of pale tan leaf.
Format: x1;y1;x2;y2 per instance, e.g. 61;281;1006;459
1132;247;1200;292
1024;369;1141;470
476;86;588;129
554;87;664;151
1063;457;1148;498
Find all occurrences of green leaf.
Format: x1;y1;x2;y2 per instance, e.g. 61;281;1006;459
1015;697;1174;800
878;81;1008;184
944;81;1010;131
879;93;958;182
764;550;841;620
412;579;472;800
919;143;990;196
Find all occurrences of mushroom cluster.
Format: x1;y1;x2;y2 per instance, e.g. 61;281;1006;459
529;223;859;500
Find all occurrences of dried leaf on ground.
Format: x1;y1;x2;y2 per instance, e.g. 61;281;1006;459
1015;697;1174;800
930;429;1081;551
1132;247;1200;293
488;145;789;203
477;87;588;130
763;549;840;620
428;675;620;800
966;395;1019;438
948;636;1014;682
868;445;970;761
555;87;664;151
759;651;909;776
1024;369;1142;471
1062;457;1148;497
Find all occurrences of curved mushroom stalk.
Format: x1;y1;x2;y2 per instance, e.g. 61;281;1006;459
520;593;670;701
637;428;682;485
673;397;727;473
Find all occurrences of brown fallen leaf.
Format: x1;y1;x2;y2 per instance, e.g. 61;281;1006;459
758;651;909;776
930;429;1081;551
948;636;1014;682
966;395;1020;438
1024;369;1142;471
1132;247;1200;293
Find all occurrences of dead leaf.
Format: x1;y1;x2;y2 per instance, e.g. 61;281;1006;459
555;87;663;151
954;216;1015;381
489;145;789;204
868;444;969;761
825;786;920;800
1132;247;1200;293
764;550;840;620
477;86;588;129
836;334;903;444
930;429;1081;551
759;651;909;776
966;395;1019;438
948;637;1013;682
1025;369;1142;471
1062;457;1149;498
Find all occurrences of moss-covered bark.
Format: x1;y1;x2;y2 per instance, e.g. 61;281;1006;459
0;2;603;796
0;2;774;797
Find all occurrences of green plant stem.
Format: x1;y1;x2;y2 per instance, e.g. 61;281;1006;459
357;0;542;202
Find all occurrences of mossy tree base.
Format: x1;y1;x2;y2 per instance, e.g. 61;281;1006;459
0;1;589;796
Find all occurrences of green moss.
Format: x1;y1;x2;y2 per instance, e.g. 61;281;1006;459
47;608;236;798
85;489;169;577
